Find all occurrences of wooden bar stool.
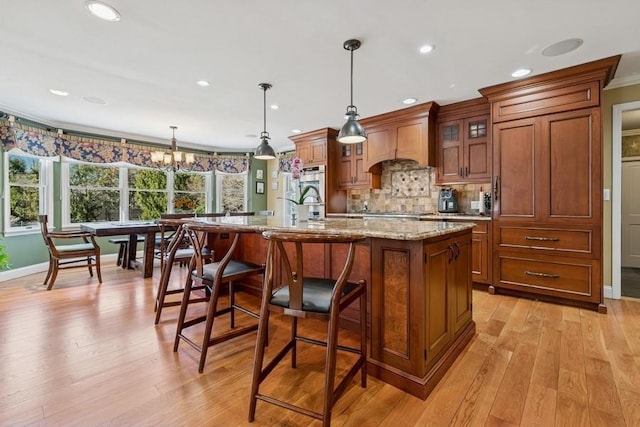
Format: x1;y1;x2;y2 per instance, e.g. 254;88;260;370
173;224;265;373
154;222;210;324
248;231;367;427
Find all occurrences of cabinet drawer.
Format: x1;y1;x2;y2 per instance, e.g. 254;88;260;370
498;226;593;254
497;255;597;301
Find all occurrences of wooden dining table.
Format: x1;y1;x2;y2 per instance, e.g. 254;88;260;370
80;221;161;278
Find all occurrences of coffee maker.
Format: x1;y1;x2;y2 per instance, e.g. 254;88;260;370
438;188;459;213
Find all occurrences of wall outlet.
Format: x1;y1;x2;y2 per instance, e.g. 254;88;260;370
470;200;480;210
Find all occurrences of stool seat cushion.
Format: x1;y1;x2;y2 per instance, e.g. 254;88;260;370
197;259;262;282
270;278;358;314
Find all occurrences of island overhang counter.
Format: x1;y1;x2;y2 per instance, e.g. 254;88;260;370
184;216;475;400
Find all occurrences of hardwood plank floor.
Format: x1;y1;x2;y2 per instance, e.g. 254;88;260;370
1;264;640;426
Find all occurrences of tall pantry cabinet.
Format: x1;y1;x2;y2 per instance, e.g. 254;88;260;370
480;56;620;312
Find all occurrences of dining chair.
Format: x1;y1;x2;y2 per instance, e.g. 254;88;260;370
248;231;367;427
38;215;102;290
173;223;264;372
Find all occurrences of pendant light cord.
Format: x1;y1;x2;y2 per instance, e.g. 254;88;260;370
349;46;354;109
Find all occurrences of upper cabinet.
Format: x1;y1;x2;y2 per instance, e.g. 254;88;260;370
289;128;347;213
292;130;328;166
436;98;491;185
338;142;381;190
360;102;439;171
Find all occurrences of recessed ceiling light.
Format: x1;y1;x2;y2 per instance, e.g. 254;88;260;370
419;44;434;54
83;96;107;104
542;38;584;57
449;83;457;88
402;98;417;105
291;129;302;134
511;68;532;78
49;89;69;96
196;80;210;87
84;1;121;22
270;104;279;110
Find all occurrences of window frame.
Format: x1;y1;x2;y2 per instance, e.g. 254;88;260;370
3;150;54;235
61;159;124;228
215;170;248;213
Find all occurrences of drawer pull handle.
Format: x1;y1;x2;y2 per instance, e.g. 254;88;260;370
525;270;560;279
525;236;559;242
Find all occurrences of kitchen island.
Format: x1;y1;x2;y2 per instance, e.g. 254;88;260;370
187;215;475;400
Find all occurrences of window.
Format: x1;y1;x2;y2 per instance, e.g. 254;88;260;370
215;171;247;213
128;168;168;220
4;152;52;233
173;172;209;213
63;162;121;224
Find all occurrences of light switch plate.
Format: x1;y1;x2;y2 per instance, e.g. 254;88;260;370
603;188;610;200
471;200;480;209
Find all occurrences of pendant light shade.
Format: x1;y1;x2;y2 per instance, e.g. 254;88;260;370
337;39;367;144
254;83;276;160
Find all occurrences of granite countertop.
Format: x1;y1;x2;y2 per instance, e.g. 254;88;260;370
326;212;492;221
185;216;474;241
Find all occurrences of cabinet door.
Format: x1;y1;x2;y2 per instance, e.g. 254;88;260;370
471;232;490;283
338;144;354;188
295;140;312;165
543;108;600;223
463;116;491;181
436;120;463;184
352;142;371;187
424;238;451;371
493;117;537;220
450;236;472;336
310;139;327;165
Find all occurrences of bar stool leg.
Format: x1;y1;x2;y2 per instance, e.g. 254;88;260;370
248;309;271;422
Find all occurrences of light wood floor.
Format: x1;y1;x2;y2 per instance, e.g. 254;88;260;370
2;263;640;426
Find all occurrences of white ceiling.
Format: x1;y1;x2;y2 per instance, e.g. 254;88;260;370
1;0;640;153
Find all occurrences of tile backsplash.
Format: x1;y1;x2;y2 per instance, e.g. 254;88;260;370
347;160;490;213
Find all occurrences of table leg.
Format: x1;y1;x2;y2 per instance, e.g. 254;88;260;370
127;234;138;270
142;231;156;278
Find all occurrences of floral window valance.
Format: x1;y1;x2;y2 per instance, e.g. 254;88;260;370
0;120;248;173
278;151;297;172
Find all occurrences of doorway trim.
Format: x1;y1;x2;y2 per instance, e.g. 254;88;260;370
611;101;640;299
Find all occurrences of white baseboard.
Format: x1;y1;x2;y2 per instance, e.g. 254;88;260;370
604;284;613;299
0;254;120;283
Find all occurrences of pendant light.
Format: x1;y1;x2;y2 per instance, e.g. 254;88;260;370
150;126;194;172
254;83;276;160
337;39;367;144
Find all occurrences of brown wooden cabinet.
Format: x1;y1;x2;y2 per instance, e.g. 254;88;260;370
453;220;492;285
369;229;474;396
293;134;327;167
436;98;491;184
338;142;381;189
480;55;620;312
289;128;347;213
360;102;439;171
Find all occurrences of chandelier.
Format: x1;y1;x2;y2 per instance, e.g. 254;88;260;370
151;125;195;171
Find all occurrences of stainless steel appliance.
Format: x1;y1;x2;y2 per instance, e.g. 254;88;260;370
438;188;459;213
283;165;326;219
